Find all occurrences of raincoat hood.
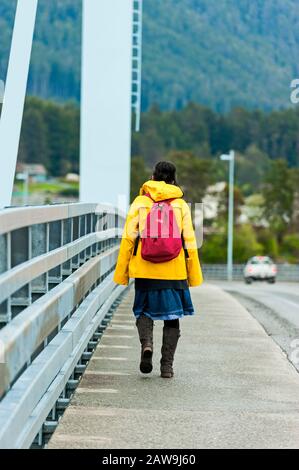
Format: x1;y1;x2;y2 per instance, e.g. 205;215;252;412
140;180;183;202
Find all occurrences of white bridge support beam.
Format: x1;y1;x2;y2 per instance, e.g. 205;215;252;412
0;0;38;208
80;0;133;208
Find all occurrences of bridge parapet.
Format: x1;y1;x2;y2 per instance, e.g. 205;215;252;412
0;203;126;448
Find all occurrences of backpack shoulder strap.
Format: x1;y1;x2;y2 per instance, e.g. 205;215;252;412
181;234;189;259
133;193;152;256
133;235;140;256
144;193;154;202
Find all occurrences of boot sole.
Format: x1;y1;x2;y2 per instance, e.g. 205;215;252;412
140;349;153;374
160;372;174;378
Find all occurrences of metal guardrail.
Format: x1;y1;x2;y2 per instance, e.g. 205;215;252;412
202;264;299;282
0;203;127;449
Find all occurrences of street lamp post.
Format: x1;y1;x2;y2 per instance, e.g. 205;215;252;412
220;150;235;281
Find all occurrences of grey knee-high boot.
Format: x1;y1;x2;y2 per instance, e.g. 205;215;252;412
136;315;154;374
160;326;181;378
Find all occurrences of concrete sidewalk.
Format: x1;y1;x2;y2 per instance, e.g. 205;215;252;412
48;284;299;449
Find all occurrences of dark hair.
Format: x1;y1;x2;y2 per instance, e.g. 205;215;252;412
153;161;177;185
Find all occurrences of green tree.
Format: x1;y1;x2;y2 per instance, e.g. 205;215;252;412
19;107;49;165
167;151;213;203
235;145;271;194
130;156;150;202
233;224;264;263
202;224;263;264
281;234;299;263
217;184;245;227
262;160;295;242
290;168;299;231
256;228;279;260
201;233;227;263
42;100;78;176
16;97;79;177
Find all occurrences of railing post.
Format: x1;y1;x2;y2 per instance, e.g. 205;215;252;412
48;221;62;286
31;224;48;299
0;234;11;324
85;213;92;260
11;227;31;316
62;218;72;277
79;215;87;264
92;213;98;257
71;217;80;270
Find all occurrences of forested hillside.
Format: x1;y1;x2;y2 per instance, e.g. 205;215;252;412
12;98;299;180
1;0;299;111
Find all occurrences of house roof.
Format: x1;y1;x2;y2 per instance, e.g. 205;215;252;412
16;163;47;175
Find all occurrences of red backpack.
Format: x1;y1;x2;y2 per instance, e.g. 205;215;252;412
134;194;183;263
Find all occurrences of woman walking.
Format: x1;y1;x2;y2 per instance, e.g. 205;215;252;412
113;161;203;378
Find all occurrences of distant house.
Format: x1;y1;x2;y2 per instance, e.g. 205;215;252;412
65;173;80;183
16;163;47;183
203;182;226;220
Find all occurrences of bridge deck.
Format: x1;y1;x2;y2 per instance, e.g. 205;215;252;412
48;284;299;449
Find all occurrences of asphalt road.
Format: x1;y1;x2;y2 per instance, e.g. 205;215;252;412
212;281;299;371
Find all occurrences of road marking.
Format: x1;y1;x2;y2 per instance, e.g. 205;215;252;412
97;344;133;349
92;356;128;361
112;319;135;324
108;324;135;330
239;288;299;310
271;296;299;309
67;406;118;416
51;434;112;443
84;370;130;376
76;387;119;394
102;334;134;339
112;314;134;318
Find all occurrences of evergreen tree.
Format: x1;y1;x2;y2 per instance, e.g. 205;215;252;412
262;160;295;242
20;107;49;165
130;156;150;202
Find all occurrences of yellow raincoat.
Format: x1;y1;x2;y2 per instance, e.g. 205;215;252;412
113;180;203;287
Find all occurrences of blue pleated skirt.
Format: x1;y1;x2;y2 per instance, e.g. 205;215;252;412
133;288;195;321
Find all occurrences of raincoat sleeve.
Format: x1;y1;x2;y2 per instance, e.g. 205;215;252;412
113;199;140;285
182;201;203;287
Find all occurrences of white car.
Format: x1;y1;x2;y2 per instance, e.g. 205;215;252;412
244;256;277;284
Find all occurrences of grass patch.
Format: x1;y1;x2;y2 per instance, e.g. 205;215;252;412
13;180;79;195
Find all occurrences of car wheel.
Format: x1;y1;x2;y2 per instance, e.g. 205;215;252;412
245;277;252;284
268;278;276;284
